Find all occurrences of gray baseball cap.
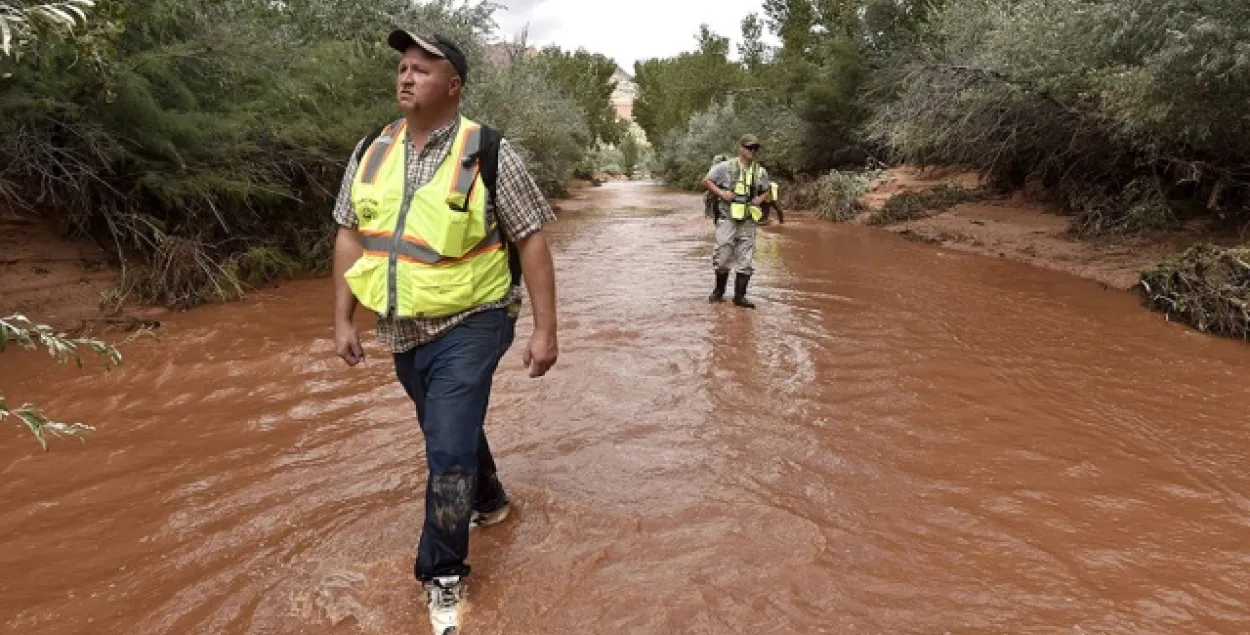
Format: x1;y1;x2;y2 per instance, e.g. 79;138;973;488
387;30;469;85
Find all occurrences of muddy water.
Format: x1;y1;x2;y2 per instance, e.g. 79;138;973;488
2;181;1249;635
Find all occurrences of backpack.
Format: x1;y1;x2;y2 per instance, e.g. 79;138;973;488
354;122;522;287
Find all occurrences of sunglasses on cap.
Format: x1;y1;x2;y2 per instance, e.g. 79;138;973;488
742;143;761;151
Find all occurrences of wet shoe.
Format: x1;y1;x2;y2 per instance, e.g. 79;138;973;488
733;273;756;309
424;576;464;635
469;500;510;530
709;270;729;303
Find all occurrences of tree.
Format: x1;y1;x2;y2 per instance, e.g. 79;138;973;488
536;45;625;146
619;132;642;174
632;24;749;145
763;0;815;59
738;12;767;74
467;40;592;197
869;0;1250;232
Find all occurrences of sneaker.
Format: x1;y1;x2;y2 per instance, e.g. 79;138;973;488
469;501;510;530
424;576;463;635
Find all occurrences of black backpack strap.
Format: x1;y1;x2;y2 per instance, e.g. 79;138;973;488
477;125;522;287
353;122;389;165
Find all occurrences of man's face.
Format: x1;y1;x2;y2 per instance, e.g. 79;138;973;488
739;143;760;162
396;48;461;113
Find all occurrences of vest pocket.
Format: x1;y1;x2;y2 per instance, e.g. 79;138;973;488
425;208;486;259
397;262;475;318
342;255;388;315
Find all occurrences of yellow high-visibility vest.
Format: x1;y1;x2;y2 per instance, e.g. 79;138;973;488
729;159;764;222
344;116;511;318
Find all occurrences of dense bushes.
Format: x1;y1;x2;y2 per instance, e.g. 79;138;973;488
869;0;1250;235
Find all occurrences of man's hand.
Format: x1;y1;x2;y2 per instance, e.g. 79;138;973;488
335;319;365;366
516;231;559;379
703;177;732;203
523;328;558;378
752;193;768;205
332;227;365;366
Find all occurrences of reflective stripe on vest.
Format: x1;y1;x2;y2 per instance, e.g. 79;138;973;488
447;124;483;211
359;121;405;185
344;115;511;318
358;227;504;264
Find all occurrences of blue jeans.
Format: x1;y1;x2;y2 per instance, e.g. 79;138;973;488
393;308;515;582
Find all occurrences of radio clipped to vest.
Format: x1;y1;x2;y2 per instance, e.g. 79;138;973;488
445;125;484;215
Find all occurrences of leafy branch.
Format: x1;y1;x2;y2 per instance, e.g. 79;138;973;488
0;0;95;57
0;313;122;451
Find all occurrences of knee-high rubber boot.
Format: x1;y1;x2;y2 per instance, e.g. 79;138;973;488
733;273;756;309
709;270;729;303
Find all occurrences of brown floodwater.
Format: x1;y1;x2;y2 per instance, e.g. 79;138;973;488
2;181;1249;635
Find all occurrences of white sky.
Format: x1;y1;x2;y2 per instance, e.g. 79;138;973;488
491;0;778;72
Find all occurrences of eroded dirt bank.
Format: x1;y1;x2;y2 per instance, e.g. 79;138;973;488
853;166;1228;291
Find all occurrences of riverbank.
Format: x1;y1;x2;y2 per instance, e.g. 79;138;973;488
846;166;1240;292
0;214;135;332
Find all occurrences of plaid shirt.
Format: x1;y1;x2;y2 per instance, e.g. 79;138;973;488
332;116;556;353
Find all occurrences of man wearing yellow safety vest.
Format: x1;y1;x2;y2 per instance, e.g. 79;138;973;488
762;181;784;224
702;134;771;308
330;30;559;635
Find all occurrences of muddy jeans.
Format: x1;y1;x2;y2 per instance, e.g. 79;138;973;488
712;217;758;276
393;308;515;582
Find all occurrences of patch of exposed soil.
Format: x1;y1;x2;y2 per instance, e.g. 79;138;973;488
854;166;1225;291
0;213;165;334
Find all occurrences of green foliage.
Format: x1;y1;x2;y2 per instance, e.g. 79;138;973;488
537;45;625;146
869;0;1250;235
649;0;1249;240
0;313;122;367
583;143;625;177
0;398;94;452
643;5;884;190
796;169;885;222
790;37;872;171
1068;178;1177;238
632;24;750;147
738;12;767;74
465;42;591;198
655;98;806;192
871;192;926;225
619;132;645;174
